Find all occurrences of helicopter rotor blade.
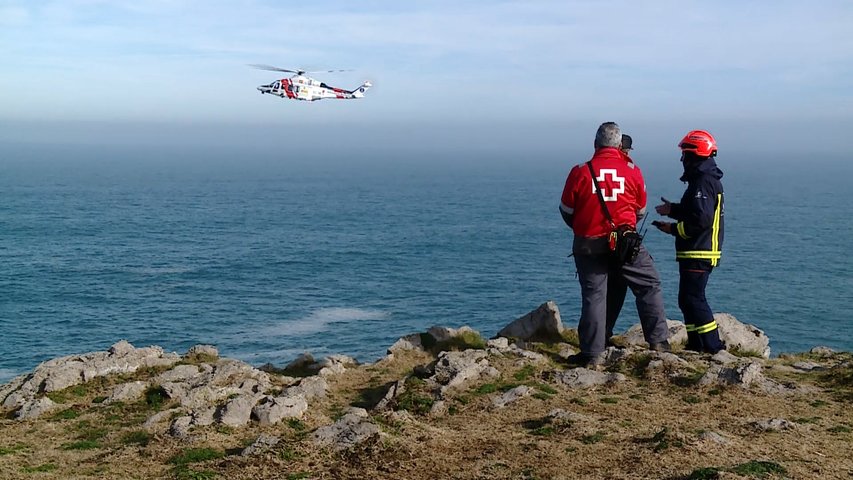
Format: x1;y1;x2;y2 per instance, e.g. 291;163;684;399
302;69;352;74
248;64;301;74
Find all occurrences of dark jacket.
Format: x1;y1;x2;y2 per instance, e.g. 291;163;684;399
667;157;724;267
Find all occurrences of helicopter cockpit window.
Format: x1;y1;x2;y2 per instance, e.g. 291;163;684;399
274;81;280;89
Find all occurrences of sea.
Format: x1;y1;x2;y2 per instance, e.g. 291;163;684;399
2;144;851;383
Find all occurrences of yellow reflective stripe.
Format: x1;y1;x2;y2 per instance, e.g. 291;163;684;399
685;323;697;332
676;251;722;259
711;193;722;266
676;222;690;239
695;321;718;334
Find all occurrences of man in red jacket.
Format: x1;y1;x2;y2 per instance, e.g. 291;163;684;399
560;122;670;368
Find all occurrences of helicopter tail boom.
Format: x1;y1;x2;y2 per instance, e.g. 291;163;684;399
349;81;372;98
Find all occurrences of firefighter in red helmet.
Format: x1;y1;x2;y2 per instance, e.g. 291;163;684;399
652;130;726;353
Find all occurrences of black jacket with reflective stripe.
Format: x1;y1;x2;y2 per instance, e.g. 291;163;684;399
668;158;724;266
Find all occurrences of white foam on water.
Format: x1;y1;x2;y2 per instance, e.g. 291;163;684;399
262;307;390;336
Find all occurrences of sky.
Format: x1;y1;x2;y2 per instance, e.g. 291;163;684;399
1;0;852;156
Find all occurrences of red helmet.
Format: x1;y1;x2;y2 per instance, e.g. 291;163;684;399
679;130;717;157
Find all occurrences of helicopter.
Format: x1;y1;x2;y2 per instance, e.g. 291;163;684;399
250;64;372;102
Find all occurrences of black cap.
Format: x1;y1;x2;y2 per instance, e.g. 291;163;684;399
621;134;633;150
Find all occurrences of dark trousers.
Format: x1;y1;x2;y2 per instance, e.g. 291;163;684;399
678;263;725;353
574;245;669;357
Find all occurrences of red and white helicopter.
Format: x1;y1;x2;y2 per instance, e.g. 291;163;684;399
250;64;371;102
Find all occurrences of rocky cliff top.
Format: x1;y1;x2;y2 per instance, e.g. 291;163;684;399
1;303;850;479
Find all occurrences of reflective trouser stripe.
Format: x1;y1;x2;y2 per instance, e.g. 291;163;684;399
685;321;718;334
677;222;689;239
676;251;721;260
695;321;718;334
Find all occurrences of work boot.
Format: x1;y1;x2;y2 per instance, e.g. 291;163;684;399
566;353;604;370
649;341;672;353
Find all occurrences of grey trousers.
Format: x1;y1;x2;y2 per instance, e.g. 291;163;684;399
574;245;669;357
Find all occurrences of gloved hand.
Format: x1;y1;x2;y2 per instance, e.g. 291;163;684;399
655;197;672;216
651;220;674;234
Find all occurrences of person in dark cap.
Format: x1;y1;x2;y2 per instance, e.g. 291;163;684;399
620;134;633;154
605;133;636;345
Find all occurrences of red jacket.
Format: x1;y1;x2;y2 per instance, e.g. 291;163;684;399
560;147;647;238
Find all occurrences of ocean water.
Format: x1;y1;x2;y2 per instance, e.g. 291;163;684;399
1;145;851;383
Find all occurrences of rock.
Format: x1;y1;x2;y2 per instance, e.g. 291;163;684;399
109;340;135;356
492;385;532;408
753;418;796;432
105;381;149;404
312;408;380;451
430;350;493;392
387;334;423;355
715;313;771;358
2;342;180;414
374;378;407;412
252;394;308;426
283;376;328;401
285;353;315;371
809;346;836;356
698;431;730;445
792;361;823;371
157;364;201;383
15;397;57;420
170;415;193;438
241;434;280;456
623;320;687;348
699;361;765;388
186;345;219;359
218;394;264;427
553;368;626;388
711;350;740;365
487;337;510;351
496;301;565;342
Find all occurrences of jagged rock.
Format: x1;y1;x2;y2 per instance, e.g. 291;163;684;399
698;431;730;445
623;320;687;348
809;346;835;356
698;361;765;388
431;350;496;392
547;408;589;424
316;354;359;376
170;415;193;438
374;377;407;412
285;353;315;371
553;368;626;388
283;376;328;401
192;407;216;427
792;361;823;371
496;301;565;342
312;408;380;450
715;313;771;358
506;345;549;363
387;334;423;354
492;385;532;408
1;342;180;415
486;337;510;352
557;343;578;360
601;346;632;365
241;434;280;456
218;393;265;427
711;350;740;365
105;381;149;404
186;345;219;359
252;394;308;426
157;364;201;383
753;418;796;432
15;396;58;420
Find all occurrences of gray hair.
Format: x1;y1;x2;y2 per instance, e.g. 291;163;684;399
594;122;622;149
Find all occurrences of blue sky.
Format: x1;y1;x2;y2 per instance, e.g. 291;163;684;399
1;1;852;154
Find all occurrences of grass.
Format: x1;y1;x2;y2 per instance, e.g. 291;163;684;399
21;464;57;473
513;365;536;382
600;397;619;404
144;385;169;410
121;430;151;447
168;448;224;466
728;347;765;358
430;330;487;353
45;384;90;404
51;408;82;420
686;460;786;479
828;425;851;433
580;432;604;444
61;440;101;450
0;444;27;456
